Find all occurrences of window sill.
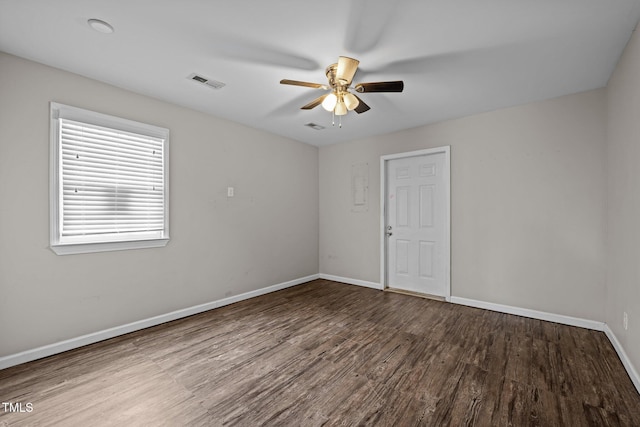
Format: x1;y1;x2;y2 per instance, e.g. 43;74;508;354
50;238;169;255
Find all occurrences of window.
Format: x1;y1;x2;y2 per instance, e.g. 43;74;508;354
50;103;169;255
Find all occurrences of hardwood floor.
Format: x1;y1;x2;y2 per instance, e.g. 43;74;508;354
1;279;638;426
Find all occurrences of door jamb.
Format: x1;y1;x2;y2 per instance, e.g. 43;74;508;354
379;146;451;301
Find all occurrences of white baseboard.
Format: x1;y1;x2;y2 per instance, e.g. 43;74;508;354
604;325;640;394
318;274;383;290
0;274;320;371
450;296;605;331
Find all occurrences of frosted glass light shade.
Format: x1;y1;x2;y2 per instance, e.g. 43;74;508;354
344;92;359;110
335;100;347;115
321;93;338;111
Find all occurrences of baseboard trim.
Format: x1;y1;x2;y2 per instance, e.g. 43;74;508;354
450;296;605;331
0;274;320;371
604;325;640;394
318;274;383;290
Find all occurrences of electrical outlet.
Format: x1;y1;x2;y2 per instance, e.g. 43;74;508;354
227;187;234;197
623;312;628;331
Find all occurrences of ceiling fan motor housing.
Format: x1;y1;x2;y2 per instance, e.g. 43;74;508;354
325;64;340;89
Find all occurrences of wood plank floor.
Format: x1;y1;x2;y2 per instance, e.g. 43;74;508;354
1;279;639;426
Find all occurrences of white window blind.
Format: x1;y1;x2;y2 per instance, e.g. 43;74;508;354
60;118;165;239
50;103;169;254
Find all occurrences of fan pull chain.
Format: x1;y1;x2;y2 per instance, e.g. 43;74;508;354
330;110;342;128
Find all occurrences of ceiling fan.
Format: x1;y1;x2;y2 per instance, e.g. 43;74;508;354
280;56;404;126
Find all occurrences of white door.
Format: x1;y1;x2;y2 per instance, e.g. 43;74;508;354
384;150;448;297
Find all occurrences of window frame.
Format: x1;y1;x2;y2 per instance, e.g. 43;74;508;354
49;102;170;255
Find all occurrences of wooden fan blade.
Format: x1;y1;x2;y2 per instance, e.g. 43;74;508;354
301;94;328;110
280;79;328;89
353;95;370;114
336;56;360;85
354;81;404;93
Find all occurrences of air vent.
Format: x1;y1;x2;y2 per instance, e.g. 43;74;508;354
188;73;226;90
305;123;325;130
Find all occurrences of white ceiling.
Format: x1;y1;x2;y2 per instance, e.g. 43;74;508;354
1;0;639;146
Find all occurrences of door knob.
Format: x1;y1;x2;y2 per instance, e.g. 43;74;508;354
386;231;393;237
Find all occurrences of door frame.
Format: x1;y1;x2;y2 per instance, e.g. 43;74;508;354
380;146;451;301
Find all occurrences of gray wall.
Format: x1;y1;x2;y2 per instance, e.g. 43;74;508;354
0;52;319;357
319;89;607;321
606;26;640;378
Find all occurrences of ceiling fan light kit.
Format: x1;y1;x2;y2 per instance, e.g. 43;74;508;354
281;56;404;128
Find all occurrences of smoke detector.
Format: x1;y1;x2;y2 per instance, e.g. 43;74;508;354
88;19;114;34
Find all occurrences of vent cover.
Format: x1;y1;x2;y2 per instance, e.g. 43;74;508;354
188;73;226;90
305;123;325;130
